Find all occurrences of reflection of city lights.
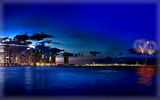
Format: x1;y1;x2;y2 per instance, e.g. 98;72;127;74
36;63;40;66
41;63;44;66
136;66;155;86
35;63;56;66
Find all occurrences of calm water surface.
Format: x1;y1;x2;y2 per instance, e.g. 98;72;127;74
0;66;156;96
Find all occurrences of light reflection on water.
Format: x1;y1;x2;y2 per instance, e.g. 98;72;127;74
0;67;4;97
135;66;156;86
0;66;156;96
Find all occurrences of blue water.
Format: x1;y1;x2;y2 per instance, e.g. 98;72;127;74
0;66;156;96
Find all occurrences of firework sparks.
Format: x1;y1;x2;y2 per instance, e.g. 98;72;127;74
134;39;146;54
133;39;158;65
133;39;158;55
144;41;158;55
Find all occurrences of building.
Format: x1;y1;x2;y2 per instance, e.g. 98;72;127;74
10;46;28;65
32;50;42;64
4;45;12;64
0;45;12;65
0;45;6;65
43;55;49;63
50;52;56;64
26;48;31;65
64;52;69;65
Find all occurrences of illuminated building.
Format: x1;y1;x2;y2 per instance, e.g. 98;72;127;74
50;52;56;64
0;45;6;65
32;50;42;65
19;51;27;65
9;46;27;65
43;55;49;63
4;45;12;64
26;48;31;65
64;52;69;65
0;45;12;65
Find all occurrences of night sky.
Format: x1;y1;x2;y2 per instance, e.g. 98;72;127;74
3;4;156;59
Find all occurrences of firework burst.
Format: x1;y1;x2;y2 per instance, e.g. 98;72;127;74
133;39;158;65
144;41;158;55
133;39;158;55
133;39;146;54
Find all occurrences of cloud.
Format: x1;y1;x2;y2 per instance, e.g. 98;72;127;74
2;41;32;46
13;32;53;41
0;32;54;47
62;52;74;57
0;36;32;46
39;40;61;45
128;48;137;54
90;51;101;56
61;52;84;57
13;34;29;41
30;32;53;41
50;48;64;55
74;52;83;57
0;37;10;41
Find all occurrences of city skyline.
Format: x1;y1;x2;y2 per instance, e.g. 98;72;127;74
0;4;158;64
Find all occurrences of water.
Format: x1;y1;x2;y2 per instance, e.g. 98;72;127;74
0;66;156;96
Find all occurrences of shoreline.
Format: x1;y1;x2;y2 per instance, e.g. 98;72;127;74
0;64;157;67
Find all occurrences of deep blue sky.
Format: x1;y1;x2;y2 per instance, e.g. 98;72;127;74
3;4;156;57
